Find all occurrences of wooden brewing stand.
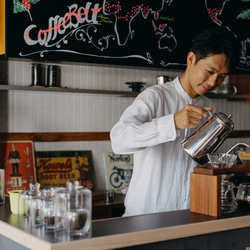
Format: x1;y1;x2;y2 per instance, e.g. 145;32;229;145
190;165;250;217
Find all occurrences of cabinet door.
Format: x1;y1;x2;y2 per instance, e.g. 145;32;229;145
0;0;5;55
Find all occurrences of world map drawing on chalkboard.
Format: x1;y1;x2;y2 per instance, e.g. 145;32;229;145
103;0;164;46
204;0;250;70
5;0;250;70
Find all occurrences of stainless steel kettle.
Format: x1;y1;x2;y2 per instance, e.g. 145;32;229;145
181;110;234;165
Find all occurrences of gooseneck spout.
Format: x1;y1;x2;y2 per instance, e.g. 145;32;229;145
225;143;250;154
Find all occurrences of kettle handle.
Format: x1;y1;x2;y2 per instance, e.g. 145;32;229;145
183;108;213;140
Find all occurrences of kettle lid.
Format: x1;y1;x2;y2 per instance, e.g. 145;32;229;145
214;112;234;129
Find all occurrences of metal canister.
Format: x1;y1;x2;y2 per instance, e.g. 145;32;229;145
46;65;60;87
157;75;170;85
31;63;43;86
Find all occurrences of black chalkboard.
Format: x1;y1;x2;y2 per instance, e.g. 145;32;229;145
5;0;250;70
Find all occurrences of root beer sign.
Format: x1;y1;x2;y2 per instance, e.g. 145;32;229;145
35;151;95;190
5;0;250;70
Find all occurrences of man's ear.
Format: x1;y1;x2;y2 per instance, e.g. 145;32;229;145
187;52;196;66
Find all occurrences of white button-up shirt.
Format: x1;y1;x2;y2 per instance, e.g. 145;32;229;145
110;77;216;216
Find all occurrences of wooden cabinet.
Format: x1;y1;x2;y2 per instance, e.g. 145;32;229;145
228;73;250;100
92;193;125;220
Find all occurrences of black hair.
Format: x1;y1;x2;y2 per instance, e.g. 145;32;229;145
189;26;240;71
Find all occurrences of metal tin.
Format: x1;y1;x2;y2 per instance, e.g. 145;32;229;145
46;65;60;87
31;63;43;86
157;75;170;85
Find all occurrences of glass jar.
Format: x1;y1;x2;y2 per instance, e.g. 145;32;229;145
54;180;92;240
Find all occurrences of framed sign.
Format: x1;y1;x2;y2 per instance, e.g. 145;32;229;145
0;141;36;196
103;151;133;193
35;150;95;191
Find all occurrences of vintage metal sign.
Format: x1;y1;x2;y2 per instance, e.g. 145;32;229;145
0;141;36;196
35;150;95;190
104;151;133;193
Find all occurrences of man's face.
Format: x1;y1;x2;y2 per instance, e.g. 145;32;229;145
186;52;230;98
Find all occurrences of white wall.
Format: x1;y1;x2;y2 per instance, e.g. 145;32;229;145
0;58;250;190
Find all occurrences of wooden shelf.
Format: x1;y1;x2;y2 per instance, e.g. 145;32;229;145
0;84;139;96
1;84;249;100
205;93;250;101
230;130;250;138
194;165;250;175
0;130;249;143
0;132;111;142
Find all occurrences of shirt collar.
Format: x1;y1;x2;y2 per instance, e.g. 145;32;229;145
174;77;202;103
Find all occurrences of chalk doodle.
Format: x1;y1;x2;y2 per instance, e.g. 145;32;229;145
13;0;40;21
103;0;165;45
205;0;250;70
6;0;250;69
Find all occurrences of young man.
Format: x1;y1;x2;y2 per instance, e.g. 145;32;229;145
110;27;239;216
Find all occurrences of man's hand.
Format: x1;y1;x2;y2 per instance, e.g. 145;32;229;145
174;104;212;130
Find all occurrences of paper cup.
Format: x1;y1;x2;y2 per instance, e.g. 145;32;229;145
8;190;23;214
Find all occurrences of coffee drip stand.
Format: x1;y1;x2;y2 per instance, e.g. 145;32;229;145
190;164;250;217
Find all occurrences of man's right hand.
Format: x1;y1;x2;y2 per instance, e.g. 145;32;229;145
174;104;212;130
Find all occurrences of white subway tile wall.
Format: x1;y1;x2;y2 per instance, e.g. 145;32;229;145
0;58;250;189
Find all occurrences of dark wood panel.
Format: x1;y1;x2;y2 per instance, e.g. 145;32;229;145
229;74;250;96
229;131;250;138
0;132;110;142
0;131;249;142
194;165;250;176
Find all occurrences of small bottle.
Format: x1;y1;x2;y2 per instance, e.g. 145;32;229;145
43;187;56;230
24;182;41;217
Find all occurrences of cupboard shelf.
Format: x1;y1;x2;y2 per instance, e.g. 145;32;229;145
205;93;250;101
0;84;139;96
0;131;249;142
1;85;250;100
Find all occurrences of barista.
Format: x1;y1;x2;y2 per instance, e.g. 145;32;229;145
110;27;240;216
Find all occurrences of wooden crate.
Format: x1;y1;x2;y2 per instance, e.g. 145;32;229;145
190;165;250;217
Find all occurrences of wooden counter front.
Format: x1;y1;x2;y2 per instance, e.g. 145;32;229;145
1;197;250;249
